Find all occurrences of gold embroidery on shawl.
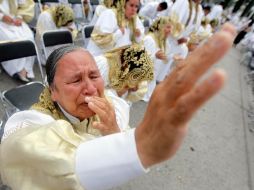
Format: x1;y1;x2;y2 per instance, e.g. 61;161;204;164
91;27;115;48
49;5;74;28
105;44;153;91
31;87;101;136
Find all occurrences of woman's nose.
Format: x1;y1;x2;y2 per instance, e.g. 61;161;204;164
82;79;97;95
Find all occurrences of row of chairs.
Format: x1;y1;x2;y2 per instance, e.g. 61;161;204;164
34;0;100;11
0;40;45;140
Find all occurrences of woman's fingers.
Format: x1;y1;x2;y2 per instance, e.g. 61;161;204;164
169;70;226;126
86;97;109;120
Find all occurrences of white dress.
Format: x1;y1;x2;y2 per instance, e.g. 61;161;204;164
170;0;203;39
0;98;146;190
87;9;145;56
71;0;93;22
156;0;174;17
138;2;159;25
0;0;35;78
207;4;223;22
142;34;170;101
35;10;76;65
167;0;203;62
90;4;109;25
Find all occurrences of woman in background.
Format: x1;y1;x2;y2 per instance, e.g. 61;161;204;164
87;0;144;56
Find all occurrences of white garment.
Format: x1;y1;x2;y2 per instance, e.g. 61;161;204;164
0;0;35;78
87;9;145;56
167;0;203;67
90;4;108;25
170;0;204;38
1;108;147;190
142;35;163;101
35;11;76;65
240;31;254;50
139;2;159;24
163;36;188;81
156;0;173;17
72;0;93;21
206;4;223;21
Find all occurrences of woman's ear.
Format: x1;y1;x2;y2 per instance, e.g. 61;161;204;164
49;85;57;101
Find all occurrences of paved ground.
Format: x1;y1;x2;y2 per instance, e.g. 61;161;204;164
0;46;254;190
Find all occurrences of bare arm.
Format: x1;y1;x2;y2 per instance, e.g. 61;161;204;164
135;23;237;168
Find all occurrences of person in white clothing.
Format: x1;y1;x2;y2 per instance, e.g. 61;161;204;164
167;0;204;66
156;0;175;18
206;2;224;24
87;0;145;56
0;0;35;82
0;24;236;190
142;17;173;102
35;4;77;65
90;0;113;25
138;1;168;25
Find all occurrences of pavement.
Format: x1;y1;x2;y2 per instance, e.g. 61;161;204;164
0;47;254;190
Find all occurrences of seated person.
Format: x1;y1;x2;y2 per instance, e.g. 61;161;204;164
35;4;78;65
139;1;168;25
90;0;113;25
0;0;35;82
0;24;236;190
95;44;153;106
143;16;174;102
82;0;94;22
87;0;144;56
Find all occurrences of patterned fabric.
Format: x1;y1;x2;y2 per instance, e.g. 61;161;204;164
105;44;153;91
49;5;74;27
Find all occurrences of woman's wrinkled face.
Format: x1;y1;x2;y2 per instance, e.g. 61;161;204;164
163;23;172;37
50;50;104;120
125;0;139;20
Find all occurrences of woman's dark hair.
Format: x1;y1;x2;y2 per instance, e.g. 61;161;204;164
159;2;168;11
45;45;82;86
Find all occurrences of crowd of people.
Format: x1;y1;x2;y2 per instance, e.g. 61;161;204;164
0;0;241;189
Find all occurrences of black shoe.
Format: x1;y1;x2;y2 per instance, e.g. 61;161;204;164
27;77;34;82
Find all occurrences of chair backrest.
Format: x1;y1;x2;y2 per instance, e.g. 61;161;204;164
68;0;81;4
90;0;99;6
42;30;73;47
2;82;45;112
0;40;44;81
82;25;94;47
40;0;59;2
42;30;74;58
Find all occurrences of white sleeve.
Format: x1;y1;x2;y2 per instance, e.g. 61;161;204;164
135;16;145;43
95;9;118;34
143;35;158;61
139;4;150;18
75;128;148;190
94;9;123;43
36;12;57;37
